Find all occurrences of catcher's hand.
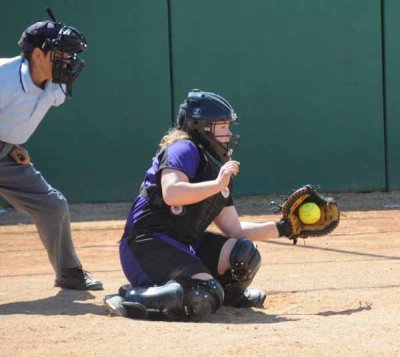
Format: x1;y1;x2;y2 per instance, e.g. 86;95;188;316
276;185;340;244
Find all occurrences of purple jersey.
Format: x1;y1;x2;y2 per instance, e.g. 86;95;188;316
125;140;201;231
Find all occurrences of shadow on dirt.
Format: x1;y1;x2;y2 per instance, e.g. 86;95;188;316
0;292;298;324
0;290;105;316
316;302;372;317
285;302;372;318
2;291;368;322
204;306;299;324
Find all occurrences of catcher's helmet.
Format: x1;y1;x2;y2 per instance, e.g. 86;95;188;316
18;9;87;97
176;89;240;163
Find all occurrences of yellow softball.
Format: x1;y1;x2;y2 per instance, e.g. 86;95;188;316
299;202;321;224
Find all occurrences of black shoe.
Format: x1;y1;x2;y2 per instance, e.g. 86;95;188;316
55;266;103;290
227;288;266;308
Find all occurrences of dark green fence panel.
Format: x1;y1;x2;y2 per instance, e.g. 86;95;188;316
170;0;385;194
384;0;400;190
1;1;391;203
0;1;171;202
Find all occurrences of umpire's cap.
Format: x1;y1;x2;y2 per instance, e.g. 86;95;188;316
18;21;63;51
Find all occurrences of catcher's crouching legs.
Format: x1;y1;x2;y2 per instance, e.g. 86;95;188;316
219;238;266;308
118;278;224;321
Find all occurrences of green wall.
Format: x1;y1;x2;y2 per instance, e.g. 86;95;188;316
0;1;172;202
170;0;385;194
0;1;397;202
384;0;400;190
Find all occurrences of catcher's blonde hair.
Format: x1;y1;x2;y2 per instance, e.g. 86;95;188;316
158;128;191;150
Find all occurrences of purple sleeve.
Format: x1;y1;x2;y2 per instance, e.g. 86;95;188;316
159;140;201;180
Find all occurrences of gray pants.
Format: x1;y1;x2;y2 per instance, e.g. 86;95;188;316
0;144;80;279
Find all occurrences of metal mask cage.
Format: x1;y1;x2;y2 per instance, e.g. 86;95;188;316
205;119;240;153
50;49;85;97
188;117;240;163
48;26;87;97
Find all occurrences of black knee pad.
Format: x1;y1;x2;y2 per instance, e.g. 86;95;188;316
183;279;224;320
220;239;262;306
229;238;261;282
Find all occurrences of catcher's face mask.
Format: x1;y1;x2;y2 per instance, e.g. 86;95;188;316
210;120;233;144
176;89;241;163
204;119;240;161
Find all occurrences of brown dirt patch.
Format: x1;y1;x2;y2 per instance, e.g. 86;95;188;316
1;192;400;356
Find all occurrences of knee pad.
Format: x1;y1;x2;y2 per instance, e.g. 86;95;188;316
183;279;224;320
220;239;262;306
229;238;261;282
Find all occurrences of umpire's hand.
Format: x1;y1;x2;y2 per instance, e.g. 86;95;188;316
9;145;31;166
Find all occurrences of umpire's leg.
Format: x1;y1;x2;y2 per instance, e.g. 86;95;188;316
0;156;80;279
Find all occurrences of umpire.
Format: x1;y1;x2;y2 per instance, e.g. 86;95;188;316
0;12;102;290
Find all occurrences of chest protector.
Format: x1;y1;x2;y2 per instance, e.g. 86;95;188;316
128;145;233;245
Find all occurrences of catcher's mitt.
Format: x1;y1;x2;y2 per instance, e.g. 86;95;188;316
277;185;340;244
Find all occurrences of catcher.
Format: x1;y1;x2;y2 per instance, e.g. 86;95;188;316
104;89;339;321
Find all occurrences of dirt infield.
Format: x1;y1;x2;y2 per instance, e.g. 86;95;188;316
1;192;400;356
